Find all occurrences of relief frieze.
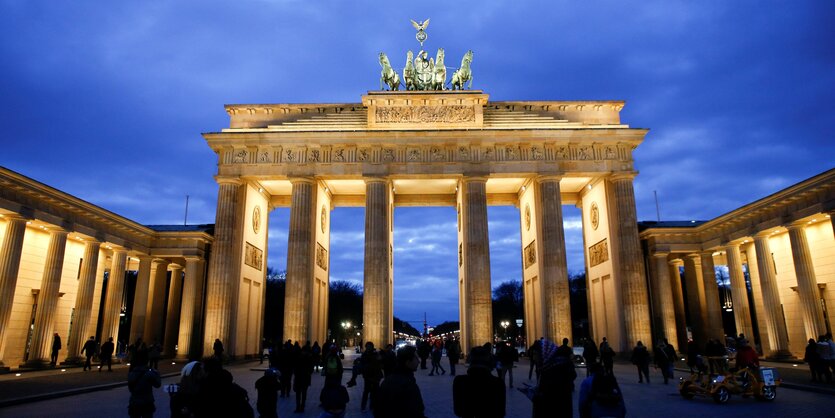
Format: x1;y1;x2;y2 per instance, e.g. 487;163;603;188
316;243;328;271
589;238;609;268
375;105;476;124
524;240;537;269
244;242;263;271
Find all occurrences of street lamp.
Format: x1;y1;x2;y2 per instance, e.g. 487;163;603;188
341;321;351;348
500;320;510;340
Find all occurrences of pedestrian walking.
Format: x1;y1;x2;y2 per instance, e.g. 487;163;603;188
452;345;505;418
654;339;676;384
381;344;396;377
148;341;161;370
528;338;542;381
322;345;344;387
312;341;322;372
293;343;314;413
374;345;426;418
532;339;577;418
255;369;280;418
417;339;431;370
81;336;98;371
127;357;162;418
496;341;517;388
630;341;650;383
599;337;615;376
686;340;701;373
430;342;446;376
446;337;462;376
360;342;383;411
578;362;626;418
582;338;599;376
50;333;61;367
100;337;115;372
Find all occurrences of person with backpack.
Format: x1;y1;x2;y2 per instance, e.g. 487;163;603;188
532;339;576;418
323;345;344;386
360;341;384;411
654;339;676;384
127;357;162;417
578;363;626;418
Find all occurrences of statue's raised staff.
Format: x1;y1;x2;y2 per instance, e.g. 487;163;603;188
404;51;417;91
379;52;400;91
451;50;474;90
432;48;446;90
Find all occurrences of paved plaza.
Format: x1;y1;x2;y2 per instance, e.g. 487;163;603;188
1;352;834;418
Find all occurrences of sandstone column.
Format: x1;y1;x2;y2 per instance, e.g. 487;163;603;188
607;174;652;350
65;240;102;363
683;254;708;344
699;251;724;341
203;177;244;356
144;259;170;344
752;233;791;356
129;256;153;344
283;178;316;344
26;228;69;366
100;249;127;344
177;257;205;359
462;177;492;348
163;264;183;357
788;222;827;340
668;259;688;350
651;253;678;346
363;178;392;348
725;244;753;340
0;215;28;366
536;176;572;342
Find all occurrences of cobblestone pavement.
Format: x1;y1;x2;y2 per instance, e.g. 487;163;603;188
1;352;834;417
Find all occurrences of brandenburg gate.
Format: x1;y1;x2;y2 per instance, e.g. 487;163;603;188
201;89;652;356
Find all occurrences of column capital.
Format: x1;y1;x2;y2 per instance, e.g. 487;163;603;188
699;250;717;258
608;172;638;182
652;251;669;258
668;258;683;266
461;176;488;184
289;177;317;185
0;212;31;222
214;176;243;186
722;242;741;249
169;263;183;271
183;255;205;263
363;176;388;185
787;220;809;230
535;174;563;184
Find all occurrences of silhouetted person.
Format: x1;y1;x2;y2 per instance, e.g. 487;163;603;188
599;337;615;376
654;339;676;384
578;363;626;418
128;357;161;417
360;342;383;411
496;341;517;388
446;337;462;376
417;340;430;370
255;369;280;418
582;338;599;377
50;333;61;366
148;341;161;369
375;345;426;418
630;341;650;383
532;339;576;418
528;338;543;381
453;346;505;418
293;343;314;412
100;337;115;372
81;336;97;371
212;339;224;360
319;375;350;418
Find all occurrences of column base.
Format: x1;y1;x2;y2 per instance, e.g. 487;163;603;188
20;359;54;369
62;356;84;365
766;350;796;361
0;366;10;374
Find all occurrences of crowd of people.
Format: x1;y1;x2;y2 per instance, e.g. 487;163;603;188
803;332;835;383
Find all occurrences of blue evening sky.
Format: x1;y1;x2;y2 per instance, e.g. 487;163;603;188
1;1;833;326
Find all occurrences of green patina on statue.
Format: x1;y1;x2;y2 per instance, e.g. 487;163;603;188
377;19;474;91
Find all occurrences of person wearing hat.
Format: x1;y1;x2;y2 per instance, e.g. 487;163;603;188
452;346;506;417
532;339;576;418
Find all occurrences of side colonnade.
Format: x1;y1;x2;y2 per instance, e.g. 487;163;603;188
0;167;212;370
640;168;835;358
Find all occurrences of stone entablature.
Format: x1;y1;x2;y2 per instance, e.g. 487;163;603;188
363;91;487;129
640;168;835;251
0;167;213;257
221;93;627;130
